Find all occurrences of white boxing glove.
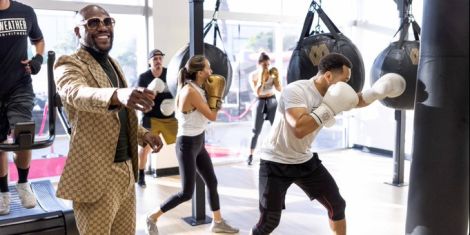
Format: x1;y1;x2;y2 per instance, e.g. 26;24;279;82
310;82;359;127
362;73;406;104
160;98;175;116
147;77;166;95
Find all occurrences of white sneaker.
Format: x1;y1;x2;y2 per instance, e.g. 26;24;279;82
146;216;158;235
210;219;239;233
0;192;10;215
16;182;37;209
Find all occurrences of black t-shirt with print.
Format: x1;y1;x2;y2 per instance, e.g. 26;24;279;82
137;68;175;119
0;1;43;99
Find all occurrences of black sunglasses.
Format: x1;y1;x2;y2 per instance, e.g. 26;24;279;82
80;17;115;29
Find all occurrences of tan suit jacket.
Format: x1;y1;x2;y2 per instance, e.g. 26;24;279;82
54;47;148;202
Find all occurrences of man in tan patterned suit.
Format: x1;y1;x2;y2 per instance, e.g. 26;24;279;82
54;5;163;235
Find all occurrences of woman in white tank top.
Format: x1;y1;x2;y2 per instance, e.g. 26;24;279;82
145;55;239;234
247;52;282;165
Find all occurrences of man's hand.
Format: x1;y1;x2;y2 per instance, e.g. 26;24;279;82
143;132;163;153
112;88;155;112
21;54;43;75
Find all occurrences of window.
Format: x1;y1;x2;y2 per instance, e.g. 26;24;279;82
31;10;147;137
55;0;146;6
202;19;348;163
16;2;151;176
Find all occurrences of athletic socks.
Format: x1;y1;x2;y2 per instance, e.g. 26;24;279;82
0;167;30;192
17;167;29;184
0;175;9;193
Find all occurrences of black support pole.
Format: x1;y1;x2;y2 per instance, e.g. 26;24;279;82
386;110;407;186
189;0;204;56
183;0;212;226
385;0;409;187
405;0;469;234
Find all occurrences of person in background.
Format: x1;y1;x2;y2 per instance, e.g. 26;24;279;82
136;49;177;188
247;52;282;165
145;55;239;235
0;0;45;215
250;53;406;235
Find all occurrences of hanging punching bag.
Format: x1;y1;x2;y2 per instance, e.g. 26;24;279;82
370;18;423;109
287;1;364;92
405;0;469;234
167;43;232;97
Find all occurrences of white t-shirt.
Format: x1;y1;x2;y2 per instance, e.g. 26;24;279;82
258;79;323;164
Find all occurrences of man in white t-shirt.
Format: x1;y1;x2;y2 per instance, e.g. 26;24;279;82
250;53;406;235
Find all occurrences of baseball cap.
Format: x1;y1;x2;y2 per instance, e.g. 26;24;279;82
148;49;165;59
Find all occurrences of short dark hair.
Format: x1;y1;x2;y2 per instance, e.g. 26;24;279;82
258;52;270;63
78;5;109;20
318;53;352;74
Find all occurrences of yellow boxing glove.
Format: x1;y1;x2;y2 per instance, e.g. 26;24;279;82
269;67;279;84
204;74;226;111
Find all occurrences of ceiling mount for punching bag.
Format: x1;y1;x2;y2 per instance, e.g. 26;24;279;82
167;0;232;97
287;0;365;92
370;1;423;110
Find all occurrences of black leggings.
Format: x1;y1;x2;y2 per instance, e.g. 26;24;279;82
250;96;277;149
160;132;220;212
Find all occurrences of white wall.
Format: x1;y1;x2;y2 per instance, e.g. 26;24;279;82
150;0;190;171
153;0;189;67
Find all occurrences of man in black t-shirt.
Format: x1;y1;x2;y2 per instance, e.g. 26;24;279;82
136;49;177;187
0;0;45;215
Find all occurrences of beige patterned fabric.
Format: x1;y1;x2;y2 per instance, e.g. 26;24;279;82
73;160;136;235
54;47;148;202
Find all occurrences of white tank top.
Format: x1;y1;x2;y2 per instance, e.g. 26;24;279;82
253;69;276;96
175;82;209;137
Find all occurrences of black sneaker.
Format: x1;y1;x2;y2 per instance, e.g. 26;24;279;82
138;177;147;188
247;155;253;166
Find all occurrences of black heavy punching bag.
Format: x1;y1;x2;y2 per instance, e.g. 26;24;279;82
287;1;364;92
370;13;423;110
371;41;420;109
405;0;469;234
167;43;232;97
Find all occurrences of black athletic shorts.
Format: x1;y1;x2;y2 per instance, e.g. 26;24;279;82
259;153;346;220
0;83;35;142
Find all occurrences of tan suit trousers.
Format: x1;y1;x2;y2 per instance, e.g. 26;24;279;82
73;160;135;235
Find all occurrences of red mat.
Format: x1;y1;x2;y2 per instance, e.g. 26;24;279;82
7;145;237;180
206;145;241;158
8;157;66;181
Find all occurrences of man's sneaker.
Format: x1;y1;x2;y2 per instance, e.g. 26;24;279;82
16;182;37;209
210;219;239;233
0;192;10;215
247;155;253;166
138;177;147;188
146;216;158;235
